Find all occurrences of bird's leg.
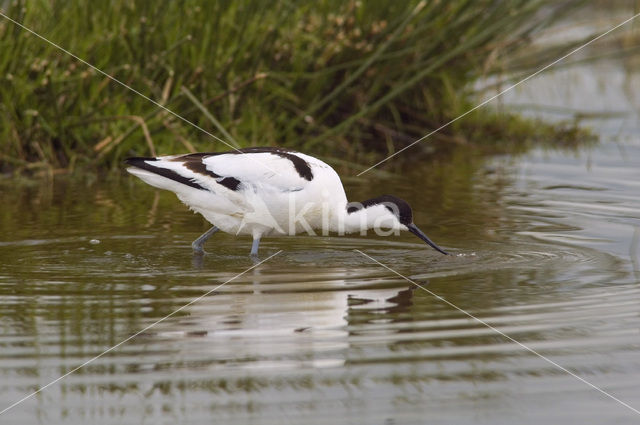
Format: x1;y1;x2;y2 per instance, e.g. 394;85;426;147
192;226;219;254
250;237;261;257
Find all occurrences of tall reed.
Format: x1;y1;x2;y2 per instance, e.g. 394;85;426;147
0;0;582;174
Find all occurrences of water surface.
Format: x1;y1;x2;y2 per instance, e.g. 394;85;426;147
2;16;640;425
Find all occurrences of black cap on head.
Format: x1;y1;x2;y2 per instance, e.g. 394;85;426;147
347;194;413;225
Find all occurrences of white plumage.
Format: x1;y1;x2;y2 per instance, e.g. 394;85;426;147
126;147;448;257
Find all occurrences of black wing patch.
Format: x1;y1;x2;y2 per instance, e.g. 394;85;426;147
234;147;314;181
126;156;241;191
181;158;241;191
172;147;314;181
125;157;209;191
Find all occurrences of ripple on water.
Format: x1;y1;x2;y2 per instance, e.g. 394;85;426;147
0;203;639;423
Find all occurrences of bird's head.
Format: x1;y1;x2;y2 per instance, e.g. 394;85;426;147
347;195;449;255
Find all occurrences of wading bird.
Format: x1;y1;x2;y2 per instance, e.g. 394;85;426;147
126;147;449;257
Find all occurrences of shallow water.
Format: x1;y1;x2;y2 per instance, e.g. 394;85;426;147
2;133;640;424
3;19;640;425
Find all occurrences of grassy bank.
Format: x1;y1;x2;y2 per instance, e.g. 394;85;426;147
0;0;585;175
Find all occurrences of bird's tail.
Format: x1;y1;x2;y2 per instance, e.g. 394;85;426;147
125;156;209;192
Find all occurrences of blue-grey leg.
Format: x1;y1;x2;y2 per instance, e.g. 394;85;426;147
192;226;219;254
250;237;261;257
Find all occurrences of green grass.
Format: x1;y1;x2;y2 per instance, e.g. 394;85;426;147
0;0;586;175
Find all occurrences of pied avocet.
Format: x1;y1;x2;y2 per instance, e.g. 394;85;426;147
126;147;448;257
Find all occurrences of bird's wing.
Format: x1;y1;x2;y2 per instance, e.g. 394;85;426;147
126;148;326;195
198;150;319;193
